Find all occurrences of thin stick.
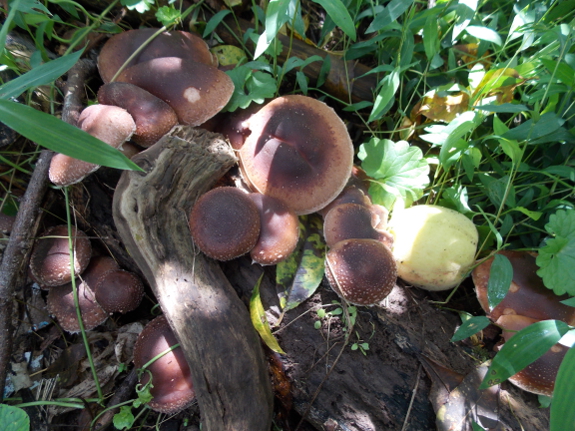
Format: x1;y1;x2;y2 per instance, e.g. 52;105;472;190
400;364;423;431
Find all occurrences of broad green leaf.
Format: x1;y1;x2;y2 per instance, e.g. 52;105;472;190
277;215;325;310
121;0;154;13
0;49;83;100
265;0;291;43
250;275;285;354
465;25;502;46
503;112;565;142
452;0;478;41
480;319;569;389
451;315;491;342
311;0;356;41
550;345;575;431
423;15;439;60
537;209;575;295
487;254;513;309
368;68;400;122
224;66;277;112
0;100;141;171
358;138;429;208
0;405;29;431
113;406;135;430
366;0;414;33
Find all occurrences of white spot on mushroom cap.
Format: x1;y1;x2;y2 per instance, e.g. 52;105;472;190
183;87;201;103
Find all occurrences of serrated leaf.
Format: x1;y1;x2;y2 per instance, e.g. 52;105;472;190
480;319;569;389
0;404;29;431
0;49;83;100
250;275;285;354
487;254;513;309
358;138;429;207
0;100;141;171
224;66;277;112
311;0;356;41
451;315;491;342
550;344;575;431
277;215;325;310
113;406;135;430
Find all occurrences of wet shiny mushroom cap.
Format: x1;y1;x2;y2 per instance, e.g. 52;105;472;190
189;187;261;261
239;95;354;215
115;57;234;126
93;269;144;314
496;314;567;396
473;250;575;325
325;238;397;306
97;82;178;147
247;193;299;265
30;225;92;287
49;104;136;186
98;28;216;83
133;315;195;414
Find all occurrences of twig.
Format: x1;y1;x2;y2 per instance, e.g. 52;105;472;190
0;58;95;400
400;364;423;431
91;369;139;430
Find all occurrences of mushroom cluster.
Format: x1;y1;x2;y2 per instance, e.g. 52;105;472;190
49;28;234;186
30;225;144;332
472;250;574;396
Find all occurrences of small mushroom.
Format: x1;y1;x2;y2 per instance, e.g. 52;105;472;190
496;314;567;396
317;184;372;218
247;193;299;265
30;225;92;287
49;104;136;186
239;95;354;215
93;269;144;314
189;187;261;261
473;250;575;325
325;238;397;306
97;82;178;147
98;28;216;83
133;315;195;414
115;57;234;126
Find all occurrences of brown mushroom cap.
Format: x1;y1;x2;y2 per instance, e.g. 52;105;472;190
208;101;265;150
325;238;397;306
133;315;195;414
93;269;144;314
98;28;216;84
97;82;178;147
115;57;234;126
49;104;136;186
189;187;261;261
323;203;390;248
317;184;372;217
496;314;567;396
247;193;299;265
30;225;92;287
46;278;107;332
239;95;354;215
473;250;575;325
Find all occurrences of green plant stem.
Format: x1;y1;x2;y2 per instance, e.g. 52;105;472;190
63;186;104;402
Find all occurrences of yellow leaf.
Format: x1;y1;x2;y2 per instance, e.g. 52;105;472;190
250;274;285;354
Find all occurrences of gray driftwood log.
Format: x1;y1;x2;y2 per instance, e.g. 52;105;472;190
112;126;273;431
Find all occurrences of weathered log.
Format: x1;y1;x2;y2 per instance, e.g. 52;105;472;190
112;126;273;431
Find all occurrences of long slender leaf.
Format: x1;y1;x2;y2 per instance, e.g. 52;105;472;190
311;0;356;41
550;344;575;431
487;254;513;309
366;0;414;33
0;100;141;171
451;315;491;342
250;274;285;354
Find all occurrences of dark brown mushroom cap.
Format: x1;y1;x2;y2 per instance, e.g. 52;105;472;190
317;184;372;217
98;28;216;83
239;95;354;215
247;193;299;265
46;278;107;332
325;238;397;306
496;314;567;396
115;57;234;126
323;203;389;248
207;101;265;150
93;269;144;314
30;225;92;287
49;105;136;186
133;315;195;414
473;250;575;325
189;187;261;261
97;82;178;147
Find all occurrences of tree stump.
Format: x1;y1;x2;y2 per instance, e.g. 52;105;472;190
112;126;273;431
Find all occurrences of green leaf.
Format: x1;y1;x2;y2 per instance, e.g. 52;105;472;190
453;0;478;41
368;68;400;122
423;15;439;60
113;406;135;431
451;315;491;342
541;58;575;87
250;274;285;354
0;49;83;100
311;0;356;41
366;0;414;33
487;254;513;309
265;0;291;43
0;100;141;171
358;138;429;208
0;404;29;431
155;6;181;26
465;25;502;46
224;66;277;112
277;215;325;311
561;297;575;307
550;345;575;431
203;9;231;37
480;319;569;389
537;210;575;295
120;0;154;13
475;103;529;113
